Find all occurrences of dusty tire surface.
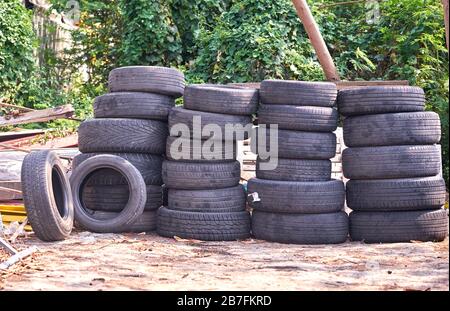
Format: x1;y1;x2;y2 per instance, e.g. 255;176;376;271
343;111;441;147
342;145;441;180
256;158;331;181
166;136;236;162
157;207;251;241
22;150;74;241
258;105;338;132
338;86;425;116
108;66;185;97
78;118;168;154
247;178;345;214
183;84;259;115
260;80;337;107
81;210;157;233
252;211;349;244
349;209;449;243
162;160;241;190
93;92;174;121
346;177;446;212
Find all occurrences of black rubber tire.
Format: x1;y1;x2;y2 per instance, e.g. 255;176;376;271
338;86;425;116
166;136;236;162
162;160;241;190
343;111;441;147
346;177;447;212
93;92;174;121
342;145;441;180
260;80;337;107
349;209;449;243
252;211;349;244
82;184;162;212
169;107;251;141
108;66;185;98
81;210;157;233
183;84;259;115
247;178;345;214
72;153;163;185
258;105;338;132
256;158;331;181
21;150;74;241
168;185;246;213
71;155;146;233
78;118;168;154
156;207;251;241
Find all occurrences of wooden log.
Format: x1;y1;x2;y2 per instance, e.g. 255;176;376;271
0;104;74;126
443;0;449;50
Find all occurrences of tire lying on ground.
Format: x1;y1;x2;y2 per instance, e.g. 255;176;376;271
72;152;163;185
157;207;251;241
346;177;447;212
108;66;185;98
168;185;245;213
256;158;331;181
82;184;163;212
258;105;338;132
260;80;337;107
349;209;449;243
162;160;241;190
342;145;441;180
78;118;168;154
252;211;349;244
338;86;425;116
168;107;252;141
71;155;146;233
79;210;157;233
166;136;237;162
247;178;345;214
93;92;174;121
343;111;441;147
183;84;259;115
21;150;74;241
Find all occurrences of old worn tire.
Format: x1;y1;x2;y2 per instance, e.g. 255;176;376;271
72;153;163;185
338;86;425;116
169;107;251;141
78;118;168;154
252;211;349;244
157;207;251;241
256;158;331;181
342;145;441;179
258;105;338;132
346;177;446;212
184;84;259;115
349;209;449;243
166;136;236;162
260;80;337;107
93;92;174;121
108;66;185;98
343;111;441;147
168;185;245;213
22;150;74;241
71;155;146;233
162;161;241;190
81;210;157;233
247;178;345;214
82;184;162;212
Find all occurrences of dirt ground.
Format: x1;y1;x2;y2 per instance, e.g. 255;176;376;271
1;231;448;291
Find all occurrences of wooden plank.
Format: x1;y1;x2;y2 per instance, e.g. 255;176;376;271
0;104;74;126
0;186;21;195
336;80;409;90
443;0;449;50
0;182;22;201
0;129;45;142
0;102;34;112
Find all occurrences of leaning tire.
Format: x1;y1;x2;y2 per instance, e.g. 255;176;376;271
81;210;157;233
108;66;185;98
157;207;251;241
343;111;441;147
22;150;74;241
349;209;449;243
78;118;168;154
252;211;349;244
342;145;441;179
166;136;236;162
256;158;331;181
162;160;241;190
247;178;345;214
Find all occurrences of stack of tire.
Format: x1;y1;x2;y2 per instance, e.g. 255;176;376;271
74;66;185;233
157;85;258;241
248;80;348;244
339;86;448;243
